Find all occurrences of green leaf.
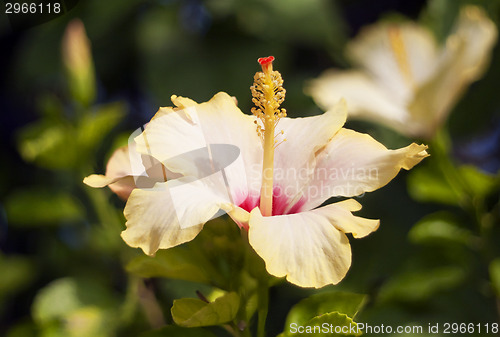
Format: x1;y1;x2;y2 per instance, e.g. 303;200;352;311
378;266;466;303
283;312;361;337
407;164;461;205
17;121;78;169
0;255;35;297
285;292;366;328
458;165;496;199
140;325;217;337
171;292;240;327
489;258;500;296
126;247;212;284
32;277;118;337
420;0;460;42
408;212;475;247
5;188;84;226
77;102;126;152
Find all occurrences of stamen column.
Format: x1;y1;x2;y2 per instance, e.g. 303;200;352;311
250;56;286;217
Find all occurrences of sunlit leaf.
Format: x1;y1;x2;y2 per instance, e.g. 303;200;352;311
171;292;239;327
5;188;84;226
17;121;78;169
458;165;497;199
32;277;118;337
408;212;475;247
378;266;466;303
77;102;126;153
407;164;461;205
285;291;366;328
126;247;212;284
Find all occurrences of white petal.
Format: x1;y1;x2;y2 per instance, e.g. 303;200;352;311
248;207;351;288
409;6;497;138
83;144;170;200
347;22;439;100
306;70;410;131
300;128;428;210
135;92;262;205
272;99;347;214
449;6;497;80
122;172;234;255
313;199;379;238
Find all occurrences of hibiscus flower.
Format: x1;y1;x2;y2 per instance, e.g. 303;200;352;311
85;56;428;288
306;6;497;139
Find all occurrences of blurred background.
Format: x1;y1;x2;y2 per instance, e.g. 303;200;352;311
0;0;499;336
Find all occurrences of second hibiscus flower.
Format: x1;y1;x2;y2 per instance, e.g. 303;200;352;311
306;6;497;140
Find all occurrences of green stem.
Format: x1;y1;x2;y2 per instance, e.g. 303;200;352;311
119;275;140;325
430;128;471;208
432;128;500;322
257;279;269;337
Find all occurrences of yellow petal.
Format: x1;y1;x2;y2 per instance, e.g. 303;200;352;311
134;92;262;203
306;70;409;132
122;174;233;255
313;199;379;238
409;6;497;139
347;22;439;99
83;144;169;200
301;128;428;210
248;207;351;288
272;99;347;213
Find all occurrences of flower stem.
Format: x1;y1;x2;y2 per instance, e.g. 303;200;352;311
257;279;269;337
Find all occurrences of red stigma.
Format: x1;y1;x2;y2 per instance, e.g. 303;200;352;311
258;56;275;66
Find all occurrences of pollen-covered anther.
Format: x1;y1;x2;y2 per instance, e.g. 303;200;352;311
251;68;286;130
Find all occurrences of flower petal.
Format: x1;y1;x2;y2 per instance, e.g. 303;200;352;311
122;172;234;255
300;128;428;210
135;92;262;205
313;199;379;238
409;6;497;138
346;22;439;100
83;145;170;200
306;70;410;132
450;6;497;80
272;99;347;214
248;207;352;288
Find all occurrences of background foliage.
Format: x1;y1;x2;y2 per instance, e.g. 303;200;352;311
0;0;499;336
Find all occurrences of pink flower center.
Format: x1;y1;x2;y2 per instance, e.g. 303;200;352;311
238;185;305;216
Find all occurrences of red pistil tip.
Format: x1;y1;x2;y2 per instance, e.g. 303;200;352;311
258;56;275;66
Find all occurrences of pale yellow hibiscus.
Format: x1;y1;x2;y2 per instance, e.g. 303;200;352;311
307;6;497;139
85;57;428;288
